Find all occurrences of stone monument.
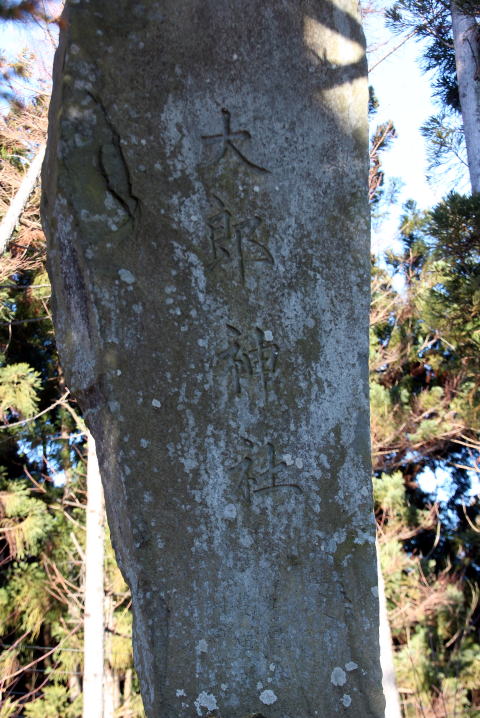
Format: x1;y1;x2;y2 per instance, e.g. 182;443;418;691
42;1;385;716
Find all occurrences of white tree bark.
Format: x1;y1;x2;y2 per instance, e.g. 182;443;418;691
82;434;105;718
451;1;480;193
378;547;402;718
103;665;121;718
123;669;134;718
0;144;45;254
103;594;121;718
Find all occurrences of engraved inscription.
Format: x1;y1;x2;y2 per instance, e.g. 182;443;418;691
200;110;301;507
207;195;273;284
218;324;279;400
201;108;270;173
230;438;301;503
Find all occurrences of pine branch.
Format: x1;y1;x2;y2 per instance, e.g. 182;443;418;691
369;29;418;72
0;389;69;430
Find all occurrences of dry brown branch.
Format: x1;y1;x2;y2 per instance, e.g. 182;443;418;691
0;625;81;685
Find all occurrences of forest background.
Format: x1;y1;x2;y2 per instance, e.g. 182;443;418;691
0;1;479;717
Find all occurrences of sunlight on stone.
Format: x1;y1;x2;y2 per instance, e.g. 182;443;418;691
303;14;367;139
303;15;364;67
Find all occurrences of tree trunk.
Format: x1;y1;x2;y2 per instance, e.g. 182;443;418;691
123;669;133;718
103;665;121;718
378;547;402;718
67;601;82;705
451;1;480;193
82;434;105;718
103;594;121;718
68;674;82;704
0;144;45;253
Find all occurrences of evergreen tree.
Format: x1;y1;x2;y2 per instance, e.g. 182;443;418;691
370;198;480;715
386;0;479;192
386;0;460;112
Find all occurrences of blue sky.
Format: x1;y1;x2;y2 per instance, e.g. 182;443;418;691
0;3;58;105
364;10;469;254
365;12;445;253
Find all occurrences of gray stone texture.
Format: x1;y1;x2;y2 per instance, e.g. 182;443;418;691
42;1;385;716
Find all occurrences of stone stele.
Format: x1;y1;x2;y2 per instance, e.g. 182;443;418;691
42;1;385;716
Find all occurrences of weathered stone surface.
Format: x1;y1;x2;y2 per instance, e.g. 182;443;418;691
42;1;385;716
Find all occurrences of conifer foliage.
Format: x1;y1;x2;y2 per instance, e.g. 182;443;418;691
370;196;480;714
386;0;460;112
369;5;480;701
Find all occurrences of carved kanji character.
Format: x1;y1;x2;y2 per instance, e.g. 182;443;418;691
230;438;301;503
201;108;269;173
207;195;273;284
